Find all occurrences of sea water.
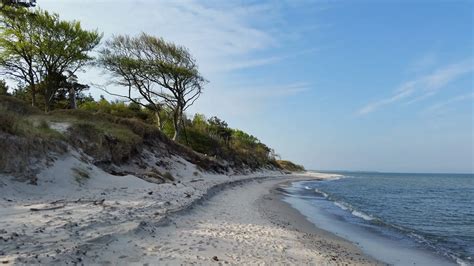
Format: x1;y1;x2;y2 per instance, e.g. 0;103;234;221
282;172;474;265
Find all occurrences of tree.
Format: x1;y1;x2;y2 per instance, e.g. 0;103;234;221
46;72;89;109
65;74;89;109
0;7;101;111
98;34;165;129
140;34;205;141
208;116;232;144
31;10;101;111
99;33;205;140
1;0;36;9
0;7;40;106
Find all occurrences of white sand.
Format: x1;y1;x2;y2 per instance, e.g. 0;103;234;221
0;151;284;264
101;178;326;265
0;152;376;265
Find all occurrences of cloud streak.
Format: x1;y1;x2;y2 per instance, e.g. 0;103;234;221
39;0;280;75
357;60;473;115
422;92;474;114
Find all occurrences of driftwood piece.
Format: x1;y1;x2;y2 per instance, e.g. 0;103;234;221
29;198;105;212
30;205;66;212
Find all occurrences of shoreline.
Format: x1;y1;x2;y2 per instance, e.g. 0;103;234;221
282;175;461;266
257;177;382;265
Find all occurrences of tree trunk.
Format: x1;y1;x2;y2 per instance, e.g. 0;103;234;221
30;84;36;107
172;108;181;141
172;118;180;141
31;91;36;107
154;111;163;130
181;116;189;145
69;87;77;109
45;96;52;112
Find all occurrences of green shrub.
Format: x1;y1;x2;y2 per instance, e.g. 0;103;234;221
276;160;305;172
0;111;17;134
0;95;40;115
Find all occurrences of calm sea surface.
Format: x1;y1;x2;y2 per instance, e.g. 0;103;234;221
283;172;474;265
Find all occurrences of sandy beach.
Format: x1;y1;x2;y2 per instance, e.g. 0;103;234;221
127;177;380;265
0;164;380;265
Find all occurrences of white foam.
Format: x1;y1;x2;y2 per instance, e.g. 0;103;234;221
314;188;329;198
351;210;374;221
334;201;349;210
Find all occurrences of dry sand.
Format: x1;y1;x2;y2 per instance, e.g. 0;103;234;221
0;154;379;265
82;176;379;265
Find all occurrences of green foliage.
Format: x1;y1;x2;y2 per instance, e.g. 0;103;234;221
178;113;277;168
0;7;39;106
0;7;304;172
79;96;152;121
98;33;204;140
0;7;102;110
183;127;221;155
0;95;302;171
0;108;62;139
0;95;39;115
0;110;16;133
276;160;305;172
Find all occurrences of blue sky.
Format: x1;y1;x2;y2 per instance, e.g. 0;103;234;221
38;0;473;173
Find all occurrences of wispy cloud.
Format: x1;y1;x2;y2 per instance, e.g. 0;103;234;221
40;0;280;74
422;92;474;114
37;0;320;119
254;82;311;97
357;59;473;115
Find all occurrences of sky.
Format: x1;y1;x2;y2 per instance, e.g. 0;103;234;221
36;0;473;173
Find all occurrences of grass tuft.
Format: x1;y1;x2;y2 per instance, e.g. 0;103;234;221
72;167;90;185
163;172;175;181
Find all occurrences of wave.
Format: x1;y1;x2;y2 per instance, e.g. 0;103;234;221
333;202;349;210
314;188;329;198
313;188;374;221
311;186;469;265
351;210;374;221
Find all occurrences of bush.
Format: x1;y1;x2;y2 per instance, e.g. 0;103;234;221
0;111;17;134
0;95;40;115
276;160;305;172
79;98;151;121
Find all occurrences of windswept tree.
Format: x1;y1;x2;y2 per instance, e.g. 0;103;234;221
99;33;205;140
98;35;165;129
140;34;206;140
0;7;101;111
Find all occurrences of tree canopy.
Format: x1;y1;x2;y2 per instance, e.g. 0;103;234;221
98;33;205;140
0;7;101;110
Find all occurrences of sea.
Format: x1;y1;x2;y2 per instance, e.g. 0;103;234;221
281;171;474;265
